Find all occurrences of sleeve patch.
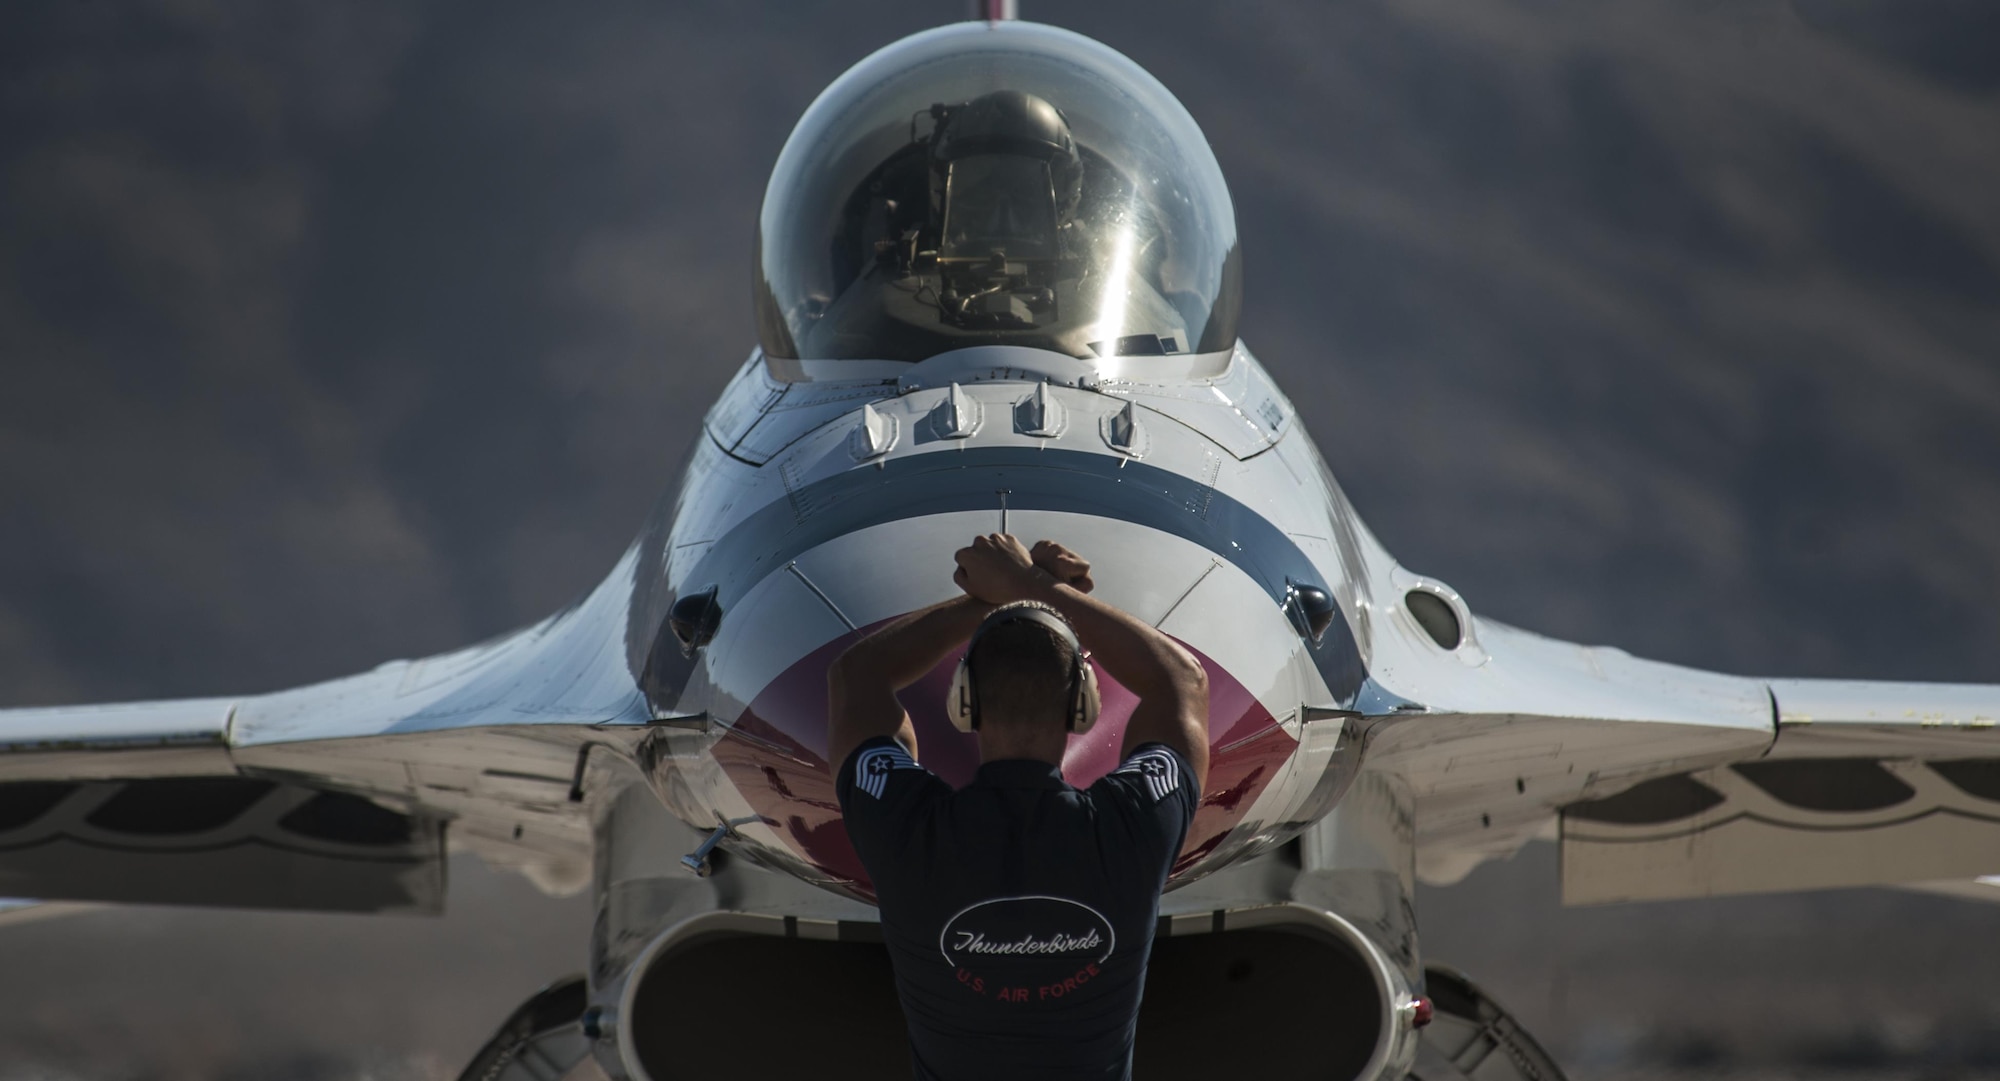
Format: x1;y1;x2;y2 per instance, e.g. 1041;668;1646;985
854;743;924;800
1114;748;1181;803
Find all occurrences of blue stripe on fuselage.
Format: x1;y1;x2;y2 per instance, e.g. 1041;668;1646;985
658;448;1365;711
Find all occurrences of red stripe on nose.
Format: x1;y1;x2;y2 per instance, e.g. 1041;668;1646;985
714;621;1292;898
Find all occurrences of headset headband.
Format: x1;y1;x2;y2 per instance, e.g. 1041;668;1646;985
968;601;1082;656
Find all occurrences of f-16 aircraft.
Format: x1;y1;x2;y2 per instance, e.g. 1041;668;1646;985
5;11;1996;1081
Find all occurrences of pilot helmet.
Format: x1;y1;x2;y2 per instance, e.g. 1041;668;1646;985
924;90;1082;330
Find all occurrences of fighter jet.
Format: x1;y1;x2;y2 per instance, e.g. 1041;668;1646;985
4;13;1995;1081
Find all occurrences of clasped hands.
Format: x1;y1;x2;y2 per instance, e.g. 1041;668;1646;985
953;535;1093;606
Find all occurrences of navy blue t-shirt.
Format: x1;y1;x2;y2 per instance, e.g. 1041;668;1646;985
837;738;1199;1081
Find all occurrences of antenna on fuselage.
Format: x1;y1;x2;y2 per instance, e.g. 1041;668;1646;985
971;0;1018;21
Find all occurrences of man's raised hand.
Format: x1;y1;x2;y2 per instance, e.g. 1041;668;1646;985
952;534;1053;604
1030;540;1094;594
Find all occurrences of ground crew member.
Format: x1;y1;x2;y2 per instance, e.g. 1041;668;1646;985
828;534;1210;1081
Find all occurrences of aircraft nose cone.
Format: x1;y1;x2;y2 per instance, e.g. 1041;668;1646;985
686;508;1334;896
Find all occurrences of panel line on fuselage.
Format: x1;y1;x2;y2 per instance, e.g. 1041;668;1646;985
1154;558;1221;629
787;561;859;631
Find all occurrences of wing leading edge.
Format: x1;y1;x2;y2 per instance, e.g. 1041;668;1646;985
1272;436;2000;908
0;547;671;912
1357;607;2000;903
1560;678;2000;904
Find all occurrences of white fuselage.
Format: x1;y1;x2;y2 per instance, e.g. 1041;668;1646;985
626;342;1393;900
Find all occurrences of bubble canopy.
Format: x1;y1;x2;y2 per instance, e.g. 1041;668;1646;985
754;22;1241;364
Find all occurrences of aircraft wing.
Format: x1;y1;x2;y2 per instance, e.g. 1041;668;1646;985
1358;616;2000;905
1561;677;2000;904
0;549;667;914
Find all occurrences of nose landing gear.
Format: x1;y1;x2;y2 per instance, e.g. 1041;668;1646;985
456;976;592;1081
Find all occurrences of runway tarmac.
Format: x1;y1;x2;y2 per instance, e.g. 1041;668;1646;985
1;843;1995;1079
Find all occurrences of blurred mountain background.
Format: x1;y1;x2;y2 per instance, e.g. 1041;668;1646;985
2;0;1998;1077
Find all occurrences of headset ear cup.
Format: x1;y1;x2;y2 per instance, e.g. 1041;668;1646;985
1070;662;1101;735
946;656;977;733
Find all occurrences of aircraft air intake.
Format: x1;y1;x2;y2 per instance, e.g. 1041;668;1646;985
604;905;1416;1080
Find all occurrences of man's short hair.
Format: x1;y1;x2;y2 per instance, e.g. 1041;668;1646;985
968;615;1077;731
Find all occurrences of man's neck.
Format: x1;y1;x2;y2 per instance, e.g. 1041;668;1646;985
975;727;1067;766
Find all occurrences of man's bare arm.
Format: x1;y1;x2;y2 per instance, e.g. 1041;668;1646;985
956;536;1210;789
826;595;995;774
1034;581;1209;790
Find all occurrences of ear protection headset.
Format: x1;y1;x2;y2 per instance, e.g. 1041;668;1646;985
947;601;1099;735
